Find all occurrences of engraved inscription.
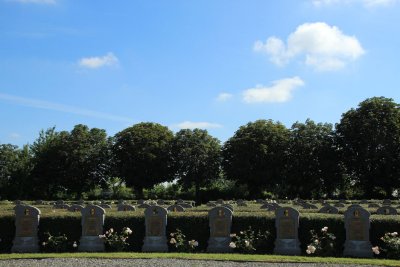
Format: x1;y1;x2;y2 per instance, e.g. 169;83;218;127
18;217;34;237
279;217;295;239
148;217;163;236
213;218;229;237
84;217;99;236
349;218;365;241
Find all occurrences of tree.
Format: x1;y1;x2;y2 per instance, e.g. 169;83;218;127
283;119;342;199
336;97;400;198
0;144;32;199
113;122;175;198
222;120;289;198
172;129;221;203
30;125;112;199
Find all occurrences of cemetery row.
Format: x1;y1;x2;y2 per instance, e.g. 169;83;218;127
4;203;398;258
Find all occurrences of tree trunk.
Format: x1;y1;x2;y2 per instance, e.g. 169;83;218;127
195;182;201;204
135;186;144;199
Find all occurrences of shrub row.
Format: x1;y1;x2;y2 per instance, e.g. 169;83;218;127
0;212;399;255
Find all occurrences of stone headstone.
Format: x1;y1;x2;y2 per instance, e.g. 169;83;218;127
221;204;234;212
100;204;112;209
339;199;347;204
138;203;151;209
157;199;165;205
273;207;301;255
382;199;392;206
216;199;224;205
359;199;368;204
176;199;184;204
12;205;41;253
334;203;345;208
137;199;145;205
256;199;266;204
117;204;136;211
142;206;168;252
207;206;233;253
118;199;126;205
179;203;193;209
237;202;248;207
53;203;70;209
77;199;85;205
260;203;279;211
34;200;44;205
368;203;380;208
376;206;397;215
301;203;318;209
318;205;339;214
68;204;84;212
14;200;22;205
78;205;105;252
167;204;185;212
207;202;217;207
343;205;372;258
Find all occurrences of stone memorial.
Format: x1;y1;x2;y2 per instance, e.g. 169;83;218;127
100;204;112;209
368;203;380;208
359;199;368;204
382;199;392;206
167;204;185;212
221;203;234;212
78;205;105;252
142;206;168;252
68;204;84;212
12;205;41;253
334;203;345;208
207;202;217;207
34;200;44;205
179;202;193;209
138;203;151;209
216;199;224;205
274;207;301;255
117;204;136;211
343;205;372;258
318;205;339;214
207;206;233;253
137;199;145;205
157;199;165;205
376;206;397;215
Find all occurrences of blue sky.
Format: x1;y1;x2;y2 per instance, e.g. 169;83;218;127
1;0;400;147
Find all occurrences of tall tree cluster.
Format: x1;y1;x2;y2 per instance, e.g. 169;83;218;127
1;96;400;200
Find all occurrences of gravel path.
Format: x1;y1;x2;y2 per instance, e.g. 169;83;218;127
0;259;378;267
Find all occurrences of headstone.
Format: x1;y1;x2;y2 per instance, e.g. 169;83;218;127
339;199;347;204
273;207;301;255
179;203;193;209
14;200;22;205
382;199;392;206
118;199;126;205
334;203;345;208
77;199;85;205
318;205;339;214
376;206;397;215
167;204;185;212
368;203;380;208
176;199;184;204
12;205;41;252
142;206;168;252
157;199;165;205
137;199;145;205
221;204;234;212
343;205;372;258
100;204;112;209
34;200;44;205
260;203;279;211
256;199;266;204
359;199;368;204
68;204;84;212
117;204;136;211
78;205;105;252
237;202;248;207
216;199;224;205
207;202;217;207
53;203;70;209
138;203;151;209
207;206;233;253
301;203;318;209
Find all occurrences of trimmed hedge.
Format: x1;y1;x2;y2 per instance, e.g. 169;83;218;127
0;211;399;256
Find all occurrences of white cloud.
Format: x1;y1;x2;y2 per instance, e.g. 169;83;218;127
254;22;365;71
312;0;398;7
78;52;119;69
216;93;233;102
242;77;304;103
174;121;223;130
0;93;133;123
8;0;56;4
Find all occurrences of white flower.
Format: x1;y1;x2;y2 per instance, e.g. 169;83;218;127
230;233;236;237
321;226;328;232
314;239;319;244
42;242;46;246
170;238;176;244
188;240;199;247
109;228;114;234
244;240;250;247
372;246;380;255
98;234;106;239
124;227;133;235
307;245;316;254
306;249;312;254
391;232;398;237
72;241;77;248
229;242;236;248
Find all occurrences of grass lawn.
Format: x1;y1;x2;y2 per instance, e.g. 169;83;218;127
0;253;399;266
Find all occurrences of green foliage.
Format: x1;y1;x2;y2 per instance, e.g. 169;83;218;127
222;119;289;198
100;227;133;252
172;129;221;202
231;226;270;254
41;232;71;253
336;97;400;198
306;226;337;257
113;122;175;198
377;232;400;259
168;228;199;252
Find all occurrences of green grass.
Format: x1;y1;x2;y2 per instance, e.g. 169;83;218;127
0;253;399;266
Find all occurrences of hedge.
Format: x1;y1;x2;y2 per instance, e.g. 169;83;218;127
0;211;399;256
